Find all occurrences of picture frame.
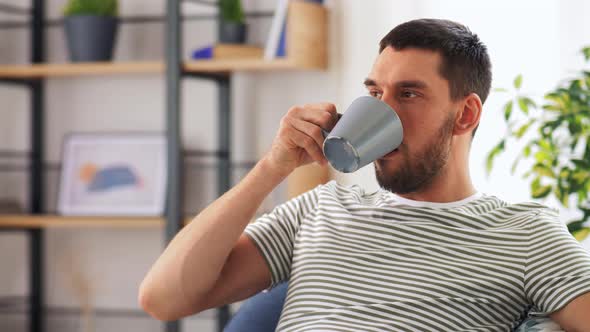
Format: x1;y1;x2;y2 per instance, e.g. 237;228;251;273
57;133;167;216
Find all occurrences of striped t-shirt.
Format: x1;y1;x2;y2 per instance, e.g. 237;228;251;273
244;180;590;332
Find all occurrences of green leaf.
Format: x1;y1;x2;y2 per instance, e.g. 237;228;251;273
517;97;535;114
531;177;541;192
583;47;590;61
523;145;531;157
534;150;551;163
532;185;552;199
554;185;564;204
539;139;552;151
533;164;555;178
572;170;589;183
485;140;505;175
567;219;587;233
579;189;588;205
503;101;513;121
572;159;590;168
556;183;569;207
518;97;528;114
494;87;509;93
542;104;562;112
514;120;534;138
559;168;571;179
531;177;551;199
514;74;523;89
572;227;590;241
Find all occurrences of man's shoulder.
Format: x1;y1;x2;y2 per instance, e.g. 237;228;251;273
484;194;556;214
489;196;562;229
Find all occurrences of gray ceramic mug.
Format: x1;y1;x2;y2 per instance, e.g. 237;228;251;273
322;96;404;173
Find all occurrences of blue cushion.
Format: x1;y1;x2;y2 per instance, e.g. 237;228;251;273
223;282;289;332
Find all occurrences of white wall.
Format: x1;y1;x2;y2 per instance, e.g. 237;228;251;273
0;0;589;318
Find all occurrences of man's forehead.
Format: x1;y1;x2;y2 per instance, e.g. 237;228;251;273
367;46;443;88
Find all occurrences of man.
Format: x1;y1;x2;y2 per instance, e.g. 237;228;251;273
139;19;590;331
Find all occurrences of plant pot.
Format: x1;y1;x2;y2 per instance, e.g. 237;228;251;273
64;15;118;62
219;21;247;44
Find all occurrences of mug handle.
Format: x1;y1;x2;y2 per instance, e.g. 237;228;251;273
321;113;342;138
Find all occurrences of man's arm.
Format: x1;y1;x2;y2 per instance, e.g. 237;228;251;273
550;291;590;332
138;158;285;321
138;103;338;321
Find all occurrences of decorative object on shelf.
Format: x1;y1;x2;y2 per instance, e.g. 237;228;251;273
486;46;590;242
219;0;247;44
191;43;263;60
63;0;119;62
57;133;167;216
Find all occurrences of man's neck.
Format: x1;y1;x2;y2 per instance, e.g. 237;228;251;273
396;158;476;204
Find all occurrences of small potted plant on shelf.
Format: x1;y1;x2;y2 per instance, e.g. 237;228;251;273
219;0;247;44
63;0;119;62
486;46;590;242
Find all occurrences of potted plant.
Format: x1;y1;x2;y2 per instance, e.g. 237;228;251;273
486;46;590;242
219;0;247;44
63;0;119;62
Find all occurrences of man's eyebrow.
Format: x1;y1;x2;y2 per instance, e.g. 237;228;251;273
363;78;428;90
396;80;428;89
363;78;378;87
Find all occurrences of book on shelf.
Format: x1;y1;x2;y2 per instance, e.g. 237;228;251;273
264;0;325;61
264;0;289;60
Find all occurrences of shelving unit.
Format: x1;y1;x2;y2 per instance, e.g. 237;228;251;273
0;1;327;332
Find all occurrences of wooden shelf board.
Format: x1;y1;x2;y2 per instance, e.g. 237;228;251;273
0;58;317;79
0;215;195;228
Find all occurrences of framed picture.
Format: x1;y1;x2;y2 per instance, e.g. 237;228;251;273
57;133;167;216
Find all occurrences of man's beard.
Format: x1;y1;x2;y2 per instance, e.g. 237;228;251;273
375;112;455;194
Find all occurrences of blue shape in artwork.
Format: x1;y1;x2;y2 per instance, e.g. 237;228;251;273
87;166;140;192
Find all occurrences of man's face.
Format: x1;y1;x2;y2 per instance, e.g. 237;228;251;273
364;46;459;194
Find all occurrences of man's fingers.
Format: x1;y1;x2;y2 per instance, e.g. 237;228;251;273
289;104;339;132
287;127;326;165
289;117;325;150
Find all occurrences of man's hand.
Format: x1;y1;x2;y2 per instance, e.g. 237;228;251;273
550;291;590;332
263;103;339;177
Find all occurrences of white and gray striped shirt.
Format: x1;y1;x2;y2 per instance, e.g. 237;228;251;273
244;180;590;331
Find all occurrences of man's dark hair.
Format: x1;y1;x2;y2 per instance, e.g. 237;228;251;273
379;19;492;138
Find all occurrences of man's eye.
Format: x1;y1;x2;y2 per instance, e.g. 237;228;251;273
369;90;383;98
401;91;418;98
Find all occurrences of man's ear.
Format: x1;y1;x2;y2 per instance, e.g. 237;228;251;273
454;93;482;136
